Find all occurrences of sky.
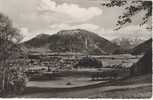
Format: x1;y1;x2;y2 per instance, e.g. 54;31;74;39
0;0;152;41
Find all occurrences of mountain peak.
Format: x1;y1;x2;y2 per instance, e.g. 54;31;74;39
35;33;50;39
57;29;90;35
23;29;121;54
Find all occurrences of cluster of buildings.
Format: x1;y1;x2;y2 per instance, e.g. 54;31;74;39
26;52;103;72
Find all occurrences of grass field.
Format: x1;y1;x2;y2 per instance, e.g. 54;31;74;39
19;74;152;98
90;85;152;98
90;74;152;98
26;76;106;88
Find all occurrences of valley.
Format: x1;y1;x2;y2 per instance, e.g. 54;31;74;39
18;29;151;98
23;52;141;93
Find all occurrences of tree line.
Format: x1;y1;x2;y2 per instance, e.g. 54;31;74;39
0;13;27;97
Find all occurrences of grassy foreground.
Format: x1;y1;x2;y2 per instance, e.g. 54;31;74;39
18;74;152;98
90;74;152;98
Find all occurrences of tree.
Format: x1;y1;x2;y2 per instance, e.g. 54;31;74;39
75;56;103;68
0;13;27;97
102;0;152;30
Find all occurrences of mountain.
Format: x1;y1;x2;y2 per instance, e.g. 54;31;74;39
23;34;51;48
112;38;145;50
23;29;121;55
130;48;152;75
131;38;152;55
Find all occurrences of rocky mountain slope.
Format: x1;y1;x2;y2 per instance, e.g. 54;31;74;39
131;38;152;55
23;29;121;55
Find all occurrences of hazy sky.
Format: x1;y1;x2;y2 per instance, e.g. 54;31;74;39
0;0;151;41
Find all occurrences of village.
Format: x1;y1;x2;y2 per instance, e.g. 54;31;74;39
24;51;140;82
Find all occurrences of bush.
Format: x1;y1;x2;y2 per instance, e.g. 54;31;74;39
0;66;27;97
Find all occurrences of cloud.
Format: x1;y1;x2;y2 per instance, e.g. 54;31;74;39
49;23;99;33
38;0;102;22
20;27;40;42
20;27;29;37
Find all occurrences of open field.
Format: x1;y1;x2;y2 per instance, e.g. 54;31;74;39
26;77;106;88
90;74;152;98
90;85;152;98
19;74;152;98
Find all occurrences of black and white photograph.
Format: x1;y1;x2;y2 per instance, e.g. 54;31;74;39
0;0;152;98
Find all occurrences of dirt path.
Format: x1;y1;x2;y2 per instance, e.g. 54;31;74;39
19;82;151;98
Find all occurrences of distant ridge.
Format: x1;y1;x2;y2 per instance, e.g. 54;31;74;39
23;29;121;55
131;38;152;55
